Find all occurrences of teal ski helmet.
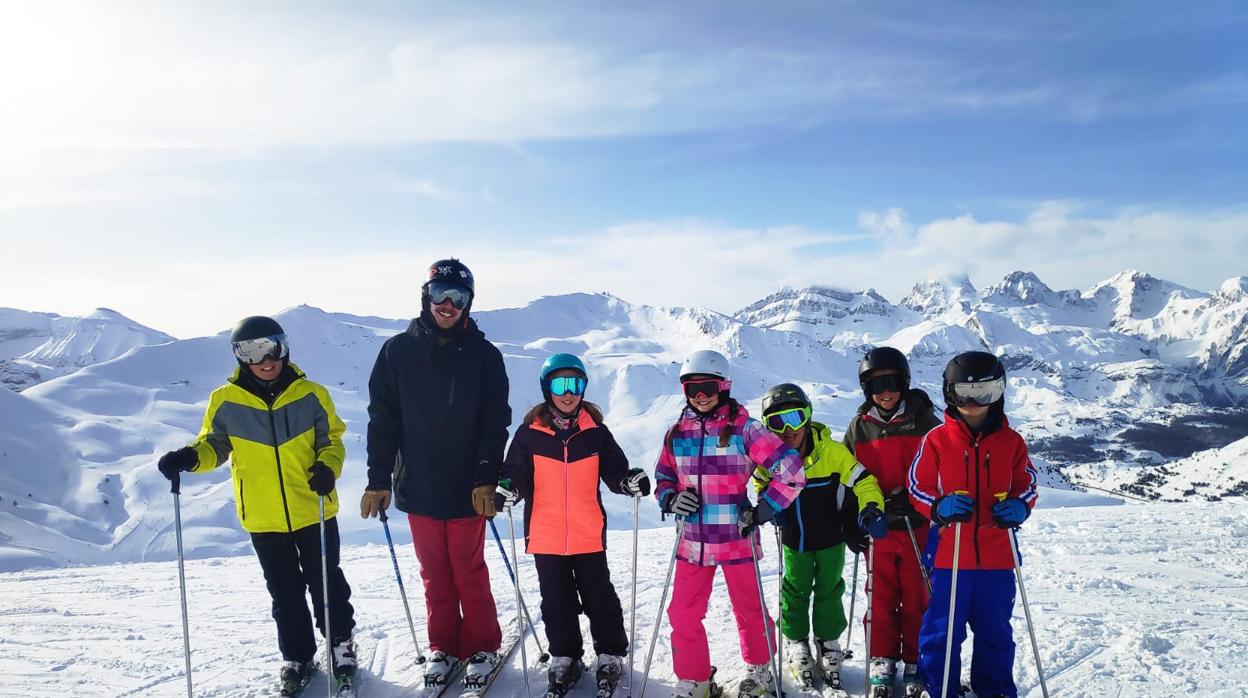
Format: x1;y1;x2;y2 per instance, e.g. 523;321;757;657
541;353;586;381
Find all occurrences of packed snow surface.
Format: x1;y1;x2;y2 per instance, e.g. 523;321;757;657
0;498;1244;697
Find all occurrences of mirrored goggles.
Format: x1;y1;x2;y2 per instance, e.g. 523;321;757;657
232;334;288;365
765;406;811;433
427;280;471;310
548;375;587;397
682;378;728;399
949;377;1005;406
865;373;904;395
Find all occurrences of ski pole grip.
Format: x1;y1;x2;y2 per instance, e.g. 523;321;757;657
170;471;181;496
994;491;1008;502
379;508;389;523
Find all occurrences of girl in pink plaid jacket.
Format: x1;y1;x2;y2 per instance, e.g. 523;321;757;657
653;350;806;697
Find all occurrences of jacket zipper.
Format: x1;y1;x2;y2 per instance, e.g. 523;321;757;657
558;425;591;555
240;479;246;521
972;437;982;568
267;401;294;532
698;414;708;566
448;376;456;407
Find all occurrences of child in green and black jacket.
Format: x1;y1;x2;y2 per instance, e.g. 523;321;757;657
757;383;886;693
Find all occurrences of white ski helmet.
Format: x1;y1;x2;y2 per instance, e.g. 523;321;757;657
680;349;732;382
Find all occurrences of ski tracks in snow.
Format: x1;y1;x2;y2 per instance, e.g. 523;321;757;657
0;501;1246;697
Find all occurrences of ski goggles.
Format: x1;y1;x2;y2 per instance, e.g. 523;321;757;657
948;377;1006;406
547;375;587;397
681;378;728;399
764;406;811;433
864;373;904;395
427;280;472;310
232;334;288;365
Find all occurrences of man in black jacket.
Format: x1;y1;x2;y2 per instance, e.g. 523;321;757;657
360;258;512;689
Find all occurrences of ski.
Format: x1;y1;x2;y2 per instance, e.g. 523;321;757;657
458;617;525;698
419;660;468;698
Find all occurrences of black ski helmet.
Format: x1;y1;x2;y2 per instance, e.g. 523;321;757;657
229;316;288;365
424;258;475;295
858;346;910;398
942;351;1006;406
231;315;285;344
761;383;811;416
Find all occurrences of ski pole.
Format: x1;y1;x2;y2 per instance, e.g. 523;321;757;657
844;551;858;661
639;518;686;698
941;490;969;698
171;472;193;698
488;518;550;662
319;496;333;698
627;494;640;697
379;509;427;664
774;525;785;698
749;534;780;698
506;509;532;698
996;493;1049;698
864;539;874;697
904;516;932;597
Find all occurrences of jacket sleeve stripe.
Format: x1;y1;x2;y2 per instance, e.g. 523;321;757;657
908;429;938;506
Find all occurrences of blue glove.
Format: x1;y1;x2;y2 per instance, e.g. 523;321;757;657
992;497;1029;528
737;501;776;538
934;494;974;525
858;503;888;540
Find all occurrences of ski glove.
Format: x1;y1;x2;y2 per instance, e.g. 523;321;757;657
494;480;519;513
472;484;497;518
844;528;869;555
858;503;888;540
933;493;975;525
307;462;335;496
620;468;651;497
662;488;701;517
992;496;1029;529
157;446;197;482
737;501;776;538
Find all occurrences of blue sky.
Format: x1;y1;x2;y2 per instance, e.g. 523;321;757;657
0;1;1244;337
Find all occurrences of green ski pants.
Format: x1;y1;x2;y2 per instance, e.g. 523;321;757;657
780;544;847;642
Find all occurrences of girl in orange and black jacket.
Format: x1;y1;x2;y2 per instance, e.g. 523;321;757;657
497;353;650;686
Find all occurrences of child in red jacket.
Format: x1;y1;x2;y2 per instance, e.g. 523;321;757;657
907;351;1038;698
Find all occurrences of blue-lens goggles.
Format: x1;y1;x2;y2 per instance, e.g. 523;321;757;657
764;406;811;433
548;375;587;397
427;280;472;310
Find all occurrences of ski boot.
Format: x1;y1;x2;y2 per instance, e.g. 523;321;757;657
331;637;358;696
782;638;817;693
900;662;922;698
278;660;316;697
423;650;462;689
814;638;846;694
673;677;721;698
545;656;585;697
737;663;777;698
594;654;623;698
868;657;896;698
463;650;502;689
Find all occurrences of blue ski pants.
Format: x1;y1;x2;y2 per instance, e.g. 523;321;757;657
917;568;1016;698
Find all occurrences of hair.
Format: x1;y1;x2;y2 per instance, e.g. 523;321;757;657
523;401;604;428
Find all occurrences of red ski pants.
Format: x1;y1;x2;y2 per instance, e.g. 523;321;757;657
408;514;502;659
865;528;929;663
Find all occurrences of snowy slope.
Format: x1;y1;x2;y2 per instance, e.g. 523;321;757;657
0;497;1243;697
0;306;175;391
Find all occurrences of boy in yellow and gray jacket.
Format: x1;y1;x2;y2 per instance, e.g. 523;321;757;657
156;316;356;694
757;383;886;695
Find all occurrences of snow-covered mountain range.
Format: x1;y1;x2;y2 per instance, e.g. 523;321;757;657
1;269;1245;572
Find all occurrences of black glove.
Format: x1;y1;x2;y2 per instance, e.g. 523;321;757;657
307;462;335;496
620;468;651;497
885;490;914;518
662;488;701;517
158;446;197;482
737;502;776;538
844;528;869;555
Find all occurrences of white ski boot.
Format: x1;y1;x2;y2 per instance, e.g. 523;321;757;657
423;650;461;689
814;638;845;692
737;663;777;698
783;638;817;692
672;678;718;698
331;637;357;677
594;654;624;698
900;662;922;697
868;657;896;698
463;650;502;689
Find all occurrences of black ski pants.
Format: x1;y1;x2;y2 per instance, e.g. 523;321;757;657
534;551;628;659
251;517;356;663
